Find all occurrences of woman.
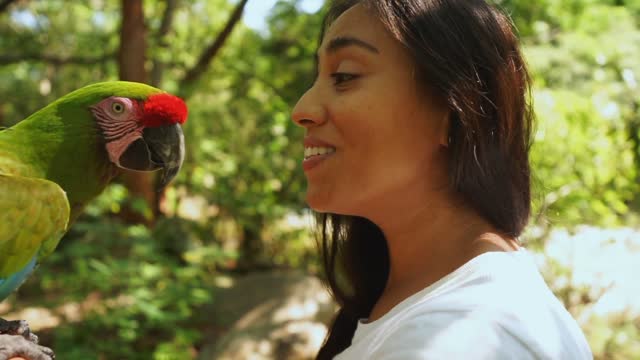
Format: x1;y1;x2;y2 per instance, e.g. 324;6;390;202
291;0;592;359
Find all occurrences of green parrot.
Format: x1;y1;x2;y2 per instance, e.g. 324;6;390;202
0;81;187;359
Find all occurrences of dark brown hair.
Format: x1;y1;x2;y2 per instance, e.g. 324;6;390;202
314;0;533;358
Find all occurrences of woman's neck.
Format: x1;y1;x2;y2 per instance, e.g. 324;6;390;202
366;190;518;322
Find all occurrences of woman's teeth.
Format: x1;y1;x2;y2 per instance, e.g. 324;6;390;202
304;146;335;159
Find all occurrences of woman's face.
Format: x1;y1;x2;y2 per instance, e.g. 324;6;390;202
291;4;450;216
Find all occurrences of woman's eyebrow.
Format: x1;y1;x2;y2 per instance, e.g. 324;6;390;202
325;36;380;54
315;36;380;62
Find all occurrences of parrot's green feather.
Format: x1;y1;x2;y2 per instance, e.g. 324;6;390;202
0;81;164;283
0;174;69;278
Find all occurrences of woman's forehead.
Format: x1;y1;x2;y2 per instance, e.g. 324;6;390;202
320;4;385;51
318;3;414;70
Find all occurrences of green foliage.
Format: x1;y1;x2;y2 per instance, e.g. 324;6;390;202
1;0;640;358
25;214;225;359
529;88;637;226
513;2;640;228
166;0;324;265
0;1;121;124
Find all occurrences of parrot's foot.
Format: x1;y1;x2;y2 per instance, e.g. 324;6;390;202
0;334;55;360
0;319;36;342
0;319;54;360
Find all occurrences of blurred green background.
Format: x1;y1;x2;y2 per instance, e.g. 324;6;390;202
0;0;638;359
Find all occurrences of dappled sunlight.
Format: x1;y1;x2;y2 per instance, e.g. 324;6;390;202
542;226;640;317
0;292;136;331
273;298;321;323
1;0;639;359
527;226;640;358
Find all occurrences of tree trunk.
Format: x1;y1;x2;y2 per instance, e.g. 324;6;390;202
118;0;157;225
237;215;266;271
627;100;640;211
0;0;17;14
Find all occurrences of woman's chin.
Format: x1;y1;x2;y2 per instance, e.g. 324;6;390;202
306;202;355;218
305;188;327;210
305;200;328;213
306;192;365;217
306;197;338;215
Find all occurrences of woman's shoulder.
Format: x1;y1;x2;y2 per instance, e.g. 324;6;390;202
412;250;590;348
397;249;555;312
345;299;592;360
344;250;593;359
357;304;592;360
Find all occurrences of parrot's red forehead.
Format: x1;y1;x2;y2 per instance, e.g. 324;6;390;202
141;93;188;127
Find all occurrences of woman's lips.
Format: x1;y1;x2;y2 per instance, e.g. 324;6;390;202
302;136;336;172
302;152;334;172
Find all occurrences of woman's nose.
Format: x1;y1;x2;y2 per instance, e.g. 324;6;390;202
291;85;326;128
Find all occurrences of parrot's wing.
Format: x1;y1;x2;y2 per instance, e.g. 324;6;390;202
0;174;70;278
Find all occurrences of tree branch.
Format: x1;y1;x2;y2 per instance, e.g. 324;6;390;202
0;0;18;14
151;0;178;87
0;52;115;65
157;0;177;37
227;62;289;103
178;0;249;97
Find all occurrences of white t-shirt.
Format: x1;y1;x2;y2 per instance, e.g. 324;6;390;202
334;249;593;359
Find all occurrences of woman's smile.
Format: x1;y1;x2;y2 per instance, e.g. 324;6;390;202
302;149;335;172
302;136;337;172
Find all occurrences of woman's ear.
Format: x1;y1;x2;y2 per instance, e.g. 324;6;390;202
439;111;451;148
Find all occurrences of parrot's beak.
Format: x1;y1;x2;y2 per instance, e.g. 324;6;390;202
116;124;185;190
143;124;185;190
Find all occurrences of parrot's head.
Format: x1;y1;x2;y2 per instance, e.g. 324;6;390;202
78;82;188;189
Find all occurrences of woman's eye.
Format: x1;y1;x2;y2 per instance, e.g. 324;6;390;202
111;102;125;113
331;72;358;86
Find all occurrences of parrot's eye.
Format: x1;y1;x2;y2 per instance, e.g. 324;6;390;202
111;102;125;114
